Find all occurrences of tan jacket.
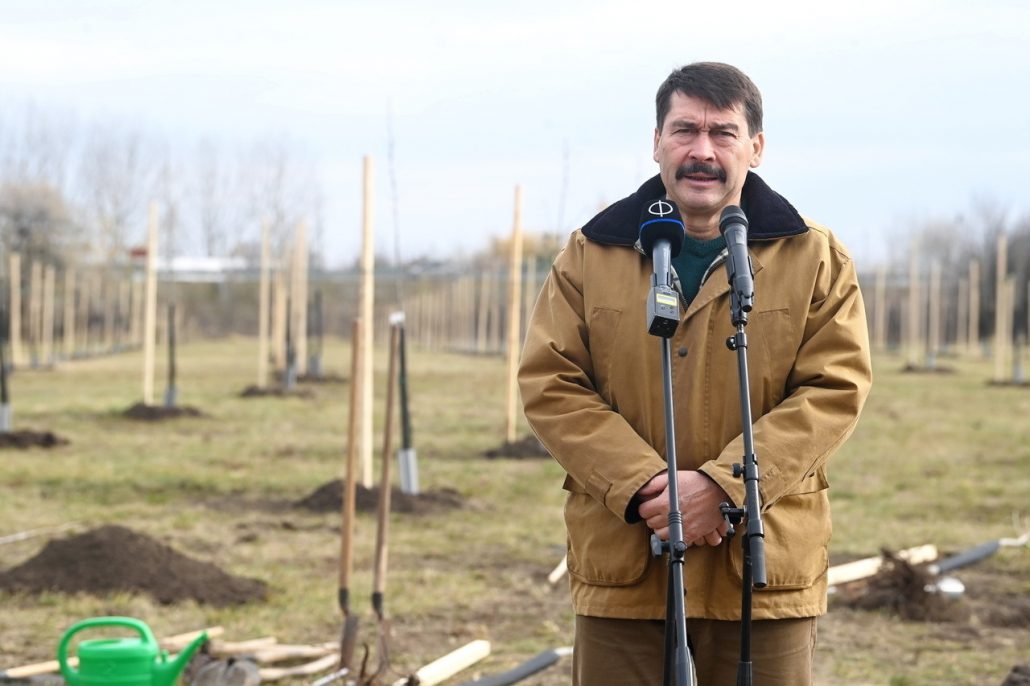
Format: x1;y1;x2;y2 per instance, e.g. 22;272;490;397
518;173;872;620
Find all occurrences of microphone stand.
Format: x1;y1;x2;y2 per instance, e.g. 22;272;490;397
645;239;695;686
719;270;768;686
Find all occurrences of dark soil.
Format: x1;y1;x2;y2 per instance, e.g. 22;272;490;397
238;385;315;399
838;549;967;622
297;372;347;384
295;479;466;515
835;549;1030;628
1002;665;1030;685
0;525;267;606
0;429;69;449
123;402;204;421
900;363;957;375
484;435;549;459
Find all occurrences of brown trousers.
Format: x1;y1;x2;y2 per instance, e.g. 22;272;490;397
573;615;817;686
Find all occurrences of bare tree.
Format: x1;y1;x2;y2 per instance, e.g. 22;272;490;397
238;136;319;259
0;181;78;266
78;124;155;261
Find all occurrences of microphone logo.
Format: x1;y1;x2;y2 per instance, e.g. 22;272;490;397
648;200;675;218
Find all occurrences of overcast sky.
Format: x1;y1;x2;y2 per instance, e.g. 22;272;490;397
1;0;1028;268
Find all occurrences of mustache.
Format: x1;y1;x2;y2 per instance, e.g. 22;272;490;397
675;163;726;182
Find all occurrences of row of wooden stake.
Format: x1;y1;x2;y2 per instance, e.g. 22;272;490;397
867;233;1028;381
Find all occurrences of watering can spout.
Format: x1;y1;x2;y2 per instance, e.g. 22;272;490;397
154;631;208;686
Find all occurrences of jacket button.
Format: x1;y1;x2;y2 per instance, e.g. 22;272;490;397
677;346;688;357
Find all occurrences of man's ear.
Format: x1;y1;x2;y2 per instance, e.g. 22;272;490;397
652;128;660;163
750;131;765;168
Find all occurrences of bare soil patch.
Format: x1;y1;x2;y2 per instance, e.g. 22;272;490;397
123;402;205;421
295;479;466;515
0;429;69;449
238;385;316;399
0;525;267;606
483;435;549;459
835;550;1030;628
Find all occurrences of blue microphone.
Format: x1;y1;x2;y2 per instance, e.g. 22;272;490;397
640;199;684;338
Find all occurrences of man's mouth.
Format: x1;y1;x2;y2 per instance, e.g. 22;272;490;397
675;163;726;183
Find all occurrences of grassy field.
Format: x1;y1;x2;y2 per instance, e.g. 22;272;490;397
0;338;1027;685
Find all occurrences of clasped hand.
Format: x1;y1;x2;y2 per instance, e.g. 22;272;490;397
636;470;731;547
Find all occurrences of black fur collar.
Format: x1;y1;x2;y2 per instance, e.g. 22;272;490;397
581;171;807;246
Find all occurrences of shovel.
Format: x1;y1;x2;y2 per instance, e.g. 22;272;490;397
363;322;401;685
337;317;364;671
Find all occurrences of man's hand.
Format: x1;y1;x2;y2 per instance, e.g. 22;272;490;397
636;471;731;546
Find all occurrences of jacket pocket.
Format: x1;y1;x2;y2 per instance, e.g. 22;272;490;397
729;482;831;591
564;483;650;587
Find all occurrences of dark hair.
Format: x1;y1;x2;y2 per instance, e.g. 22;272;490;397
655;62;763;136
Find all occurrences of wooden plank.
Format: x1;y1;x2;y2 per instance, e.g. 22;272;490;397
827;544;938;587
260;653;339;681
391;640;492;686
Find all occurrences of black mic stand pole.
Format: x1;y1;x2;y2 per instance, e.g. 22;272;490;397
720;259;768;686
645;239;695;686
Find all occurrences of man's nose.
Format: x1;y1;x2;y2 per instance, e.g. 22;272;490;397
688;133;716;160
688;130;721;159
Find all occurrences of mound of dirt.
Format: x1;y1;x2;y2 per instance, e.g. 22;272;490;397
0;429;69;449
295;480;465;515
839;549;967;622
0;525;266;606
239;385;315;399
484;435;549;459
1002;664;1030;686
123;402;204;421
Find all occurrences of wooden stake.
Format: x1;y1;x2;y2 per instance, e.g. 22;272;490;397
969;259;981;357
273;266;287;371
118;278;130;349
505;185;525;443
994;234;1009;382
476;271;490;353
28;260;41;365
8;253;23;367
928;261;941;365
103;275;116;353
359;155;375;488
873;266;887;351
291;220;309;376
78;270;92;355
41;265;55;366
131;277;143;348
523;256;537;344
62;268;76;359
1003;277;1016;382
143;202;159;405
258;220;271;389
957;277;968;356
906;247;921;367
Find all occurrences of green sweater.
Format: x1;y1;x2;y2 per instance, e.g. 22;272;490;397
671;234;726;306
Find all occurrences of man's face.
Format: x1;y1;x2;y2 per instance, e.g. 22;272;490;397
652;91;764;224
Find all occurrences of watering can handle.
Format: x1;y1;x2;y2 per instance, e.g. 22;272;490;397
57;616;157;682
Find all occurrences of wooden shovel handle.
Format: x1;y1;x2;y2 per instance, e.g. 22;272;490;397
339;317;363;600
373;323;401;608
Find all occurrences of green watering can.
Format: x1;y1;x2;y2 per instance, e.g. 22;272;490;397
57;617;207;686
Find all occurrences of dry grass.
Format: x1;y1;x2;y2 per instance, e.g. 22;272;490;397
0;340;1027;685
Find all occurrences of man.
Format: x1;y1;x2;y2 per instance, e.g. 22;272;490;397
518;62;872;684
